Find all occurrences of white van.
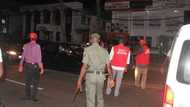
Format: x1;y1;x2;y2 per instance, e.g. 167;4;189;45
163;24;190;107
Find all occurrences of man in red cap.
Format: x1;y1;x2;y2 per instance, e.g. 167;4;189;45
19;32;44;102
134;38;150;89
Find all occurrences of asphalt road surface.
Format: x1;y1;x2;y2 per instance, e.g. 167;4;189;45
0;54;166;107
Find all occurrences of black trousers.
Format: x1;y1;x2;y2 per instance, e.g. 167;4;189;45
24;63;40;98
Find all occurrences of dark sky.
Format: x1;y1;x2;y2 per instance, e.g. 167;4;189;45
0;0;151;14
0;0;99;15
0;0;85;9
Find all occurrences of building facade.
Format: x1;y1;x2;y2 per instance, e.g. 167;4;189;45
20;2;89;44
0;9;22;40
105;0;190;48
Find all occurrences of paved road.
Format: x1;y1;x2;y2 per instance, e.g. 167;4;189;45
0;54;166;107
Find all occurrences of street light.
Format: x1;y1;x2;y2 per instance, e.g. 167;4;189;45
174;9;179;13
1;19;6;24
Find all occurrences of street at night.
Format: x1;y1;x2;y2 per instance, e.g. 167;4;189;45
0;54;165;107
1;0;190;107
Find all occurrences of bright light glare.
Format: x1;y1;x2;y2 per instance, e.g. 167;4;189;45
1;19;5;24
7;51;17;56
174;10;179;13
18;55;22;59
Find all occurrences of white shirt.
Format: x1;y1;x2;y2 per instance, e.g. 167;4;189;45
109;47;131;71
0;48;2;62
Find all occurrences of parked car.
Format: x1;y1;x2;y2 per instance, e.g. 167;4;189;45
163;24;190;107
0;37;22;64
5;43;22;63
40;41;83;73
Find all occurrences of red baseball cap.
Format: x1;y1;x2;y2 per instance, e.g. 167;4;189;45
29;32;37;39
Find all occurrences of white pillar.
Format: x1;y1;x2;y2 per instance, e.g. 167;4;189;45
30;12;34;32
144;11;150;38
22;13;26;38
60;8;66;42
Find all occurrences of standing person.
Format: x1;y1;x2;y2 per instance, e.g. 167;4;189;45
106;37;131;97
134;39;150;89
18;32;44;102
77;33;112;107
0;48;3;78
100;40;108;50
0;47;6;107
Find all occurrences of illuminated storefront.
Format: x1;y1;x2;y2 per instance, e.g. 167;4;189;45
105;0;190;47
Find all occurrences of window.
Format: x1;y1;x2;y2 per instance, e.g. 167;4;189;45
43;10;50;24
177;40;190;84
54;10;60;25
0;16;8;34
81;15;89;25
56;32;60;42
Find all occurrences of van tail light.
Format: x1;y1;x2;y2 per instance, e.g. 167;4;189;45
163;85;174;107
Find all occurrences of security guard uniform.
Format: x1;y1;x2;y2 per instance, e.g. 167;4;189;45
83;42;109;107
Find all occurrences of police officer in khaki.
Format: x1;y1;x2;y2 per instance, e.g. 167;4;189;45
77;33;112;107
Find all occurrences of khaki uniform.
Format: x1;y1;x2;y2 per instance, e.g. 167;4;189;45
134;65;148;89
134;45;150;89
82;43;109;107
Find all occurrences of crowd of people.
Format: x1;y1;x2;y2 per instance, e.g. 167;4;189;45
0;32;150;107
77;33;150;107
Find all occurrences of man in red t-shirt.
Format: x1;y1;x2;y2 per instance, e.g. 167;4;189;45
106;37;130;96
135;39;150;89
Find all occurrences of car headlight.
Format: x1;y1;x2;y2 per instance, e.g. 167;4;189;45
7;50;17;56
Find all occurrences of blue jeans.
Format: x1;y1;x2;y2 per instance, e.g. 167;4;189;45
106;69;124;96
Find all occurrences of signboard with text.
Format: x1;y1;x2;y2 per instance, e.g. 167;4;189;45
105;0;152;10
105;1;130;10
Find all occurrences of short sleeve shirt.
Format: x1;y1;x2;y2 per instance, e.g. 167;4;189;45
82;43;109;72
0;48;2;62
20;42;42;65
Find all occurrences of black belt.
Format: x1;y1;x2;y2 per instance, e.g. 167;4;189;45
87;71;105;75
25;62;38;65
